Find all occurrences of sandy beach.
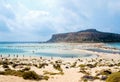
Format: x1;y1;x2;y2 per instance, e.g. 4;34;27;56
0;43;120;82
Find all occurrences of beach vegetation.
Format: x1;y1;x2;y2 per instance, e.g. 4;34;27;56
78;64;86;68
39;63;48;68
55;60;62;64
78;59;83;62
2;60;9;65
1;59;10;69
83;79;88;82
0;61;2;65
44;71;64;75
42;75;49;80
106;72;120;82
99;59;103;62
5;69;23;77
100;75;108;80
0;71;5;75
22;71;40;80
108;64;114;67
22;67;30;71
23;71;49;80
99;70;112;76
93;62;98;67
86;64;95;68
0;69;23;77
2;64;9;68
53;63;63;72
80;70;90;75
9;61;14;65
79;68;90;75
81;75;100;82
12;63;18;68
0;69;49;81
94;76;100;79
81;75;95;81
26;63;32;66
117;62;120;66
12;58;17;61
71;62;77;68
33;64;38;67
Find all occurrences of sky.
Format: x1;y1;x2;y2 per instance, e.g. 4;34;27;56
0;0;120;41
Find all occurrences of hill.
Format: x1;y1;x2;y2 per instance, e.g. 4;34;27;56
47;29;120;43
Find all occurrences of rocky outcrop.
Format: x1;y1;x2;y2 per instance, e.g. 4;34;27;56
47;29;120;43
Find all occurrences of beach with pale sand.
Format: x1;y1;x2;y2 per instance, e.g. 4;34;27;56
0;43;120;82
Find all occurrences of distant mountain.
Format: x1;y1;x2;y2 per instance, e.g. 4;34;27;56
47;29;120;43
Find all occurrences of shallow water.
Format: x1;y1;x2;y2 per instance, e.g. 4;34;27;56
0;42;119;58
0;42;95;58
86;48;120;54
106;43;120;49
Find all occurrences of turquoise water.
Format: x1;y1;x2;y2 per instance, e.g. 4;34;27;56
86;43;120;54
106;43;120;49
0;42;120;58
0;42;94;58
86;48;120;54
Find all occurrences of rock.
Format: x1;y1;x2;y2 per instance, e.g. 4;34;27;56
82;75;95;81
47;29;120;43
100;75;108;80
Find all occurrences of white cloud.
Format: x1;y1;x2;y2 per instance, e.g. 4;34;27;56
2;2;50;31
0;1;53;41
108;0;120;15
0;0;120;41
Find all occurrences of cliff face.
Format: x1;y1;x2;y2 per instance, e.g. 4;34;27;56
47;29;120;43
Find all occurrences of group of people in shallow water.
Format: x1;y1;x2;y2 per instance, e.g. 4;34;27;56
0;54;55;61
0;50;36;58
0;54;21;58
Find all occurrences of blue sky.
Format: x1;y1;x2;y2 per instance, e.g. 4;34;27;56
0;0;120;41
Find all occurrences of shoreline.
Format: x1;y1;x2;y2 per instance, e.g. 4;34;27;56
0;43;120;59
0;43;120;82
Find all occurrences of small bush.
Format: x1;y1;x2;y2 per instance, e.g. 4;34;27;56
80;70;90;75
94;76;100;79
22;67;30;71
44;71;64;75
55;60;62;64
12;63;18;68
4;69;23;77
100;75;107;80
33;64;38;67
93;63;98;67
71;62;77;68
0;71;5;75
117;62;120;66
2;60;9;65
22;71;40;80
86;64;95;68
106;72;120;82
9;61;14;65
79;67;89;75
79;64;86;68
4;68;11;71
3;64;9;68
0;61;2;65
0;70;49;81
53;64;63;72
81;75;95;81
100;70;112;76
44;71;58;75
0;69;23;77
43;76;49;80
39;63;48;68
